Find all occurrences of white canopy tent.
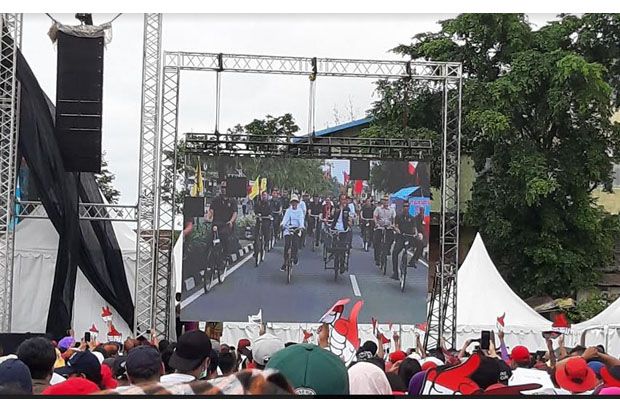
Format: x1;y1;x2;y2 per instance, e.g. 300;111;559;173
11;208;136;340
570;297;620;356
454;233;552;351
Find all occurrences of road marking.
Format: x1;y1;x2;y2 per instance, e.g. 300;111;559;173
350;274;362;297
181;252;254;309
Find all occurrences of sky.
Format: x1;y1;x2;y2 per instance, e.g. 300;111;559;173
19;13;559;203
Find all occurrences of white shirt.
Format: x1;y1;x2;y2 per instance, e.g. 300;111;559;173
335;209;346;231
282;206;305;235
160;373;196;385
300;200;307;216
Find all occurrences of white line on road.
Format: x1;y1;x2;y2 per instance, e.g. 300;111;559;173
350;274;362;297
181;252;254;309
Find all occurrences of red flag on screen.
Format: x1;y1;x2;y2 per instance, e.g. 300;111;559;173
408;161;418;175
416;322;427;332
354;180;363;194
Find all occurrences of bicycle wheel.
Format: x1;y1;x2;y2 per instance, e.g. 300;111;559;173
382;251;387;276
204;268;214;293
286;258;292;284
334;253;339;281
400;251;407;292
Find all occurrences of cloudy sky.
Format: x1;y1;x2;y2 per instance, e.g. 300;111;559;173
20;13;558;203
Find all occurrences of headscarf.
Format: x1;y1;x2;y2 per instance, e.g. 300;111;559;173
348;361;391;395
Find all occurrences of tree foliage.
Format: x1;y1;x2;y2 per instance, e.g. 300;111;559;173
367;13;620;297
94;151;121;204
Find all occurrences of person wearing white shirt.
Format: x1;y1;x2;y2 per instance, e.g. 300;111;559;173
280;195;305;271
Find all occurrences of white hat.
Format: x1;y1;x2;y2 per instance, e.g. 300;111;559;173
290;194;300;203
252;334;284;366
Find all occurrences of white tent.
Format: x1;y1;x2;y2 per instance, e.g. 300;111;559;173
570;297;620;356
11;210;136;340
454;233;552;351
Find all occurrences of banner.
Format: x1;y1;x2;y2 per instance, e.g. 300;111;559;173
190;161;204;197
260;178;267;193
248;177;260;200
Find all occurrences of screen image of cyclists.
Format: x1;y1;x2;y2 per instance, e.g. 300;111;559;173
180;157;430;325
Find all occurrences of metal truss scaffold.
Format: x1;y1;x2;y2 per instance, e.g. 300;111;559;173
165;49;463;349
0;13;22;333
135;13;163;338
16;201;138;222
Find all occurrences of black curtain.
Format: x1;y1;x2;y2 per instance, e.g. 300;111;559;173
14;43;134;338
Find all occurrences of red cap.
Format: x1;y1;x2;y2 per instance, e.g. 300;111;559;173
100;364;117;390
237;338;251;349
42;377;100;395
421;361;437;371
555;357;598;394
389;351;407;363
510;346;530;364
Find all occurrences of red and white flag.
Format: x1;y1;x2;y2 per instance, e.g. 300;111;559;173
496;313;506;331
408;161;418;175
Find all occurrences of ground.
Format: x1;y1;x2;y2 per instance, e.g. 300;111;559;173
181;227;428;324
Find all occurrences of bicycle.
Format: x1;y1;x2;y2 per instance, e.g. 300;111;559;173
321;219;333;261
203;224;227;293
326;228;351;281
375;226;394;276
254;216;273;267
396;233;416;292
360;216;373;252
283;227;303;284
272;212;283;242
308;213;321;251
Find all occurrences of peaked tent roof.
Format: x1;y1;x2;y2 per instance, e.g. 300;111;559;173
574;296;620;329
456;233;552;332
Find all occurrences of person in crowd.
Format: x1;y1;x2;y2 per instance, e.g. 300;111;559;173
270;188;283;239
55;350;105;390
266;343;349;395
360;197;375;247
42;377;100;396
112;354;129;387
373;195;396;265
121;345;163;390
391;200;416;280
398;357;421;390
206;181;238;260
554;356;598;394
217;352;237;377
17;337;57;394
280;194;305;272
205;350;219;380
410;206;427;264
0;358;33;395
307;194;323;240
251;333;284;369
237;339;254;370
348;360;391;395
160;331;212;385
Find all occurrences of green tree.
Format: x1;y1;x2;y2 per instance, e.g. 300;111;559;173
367;13;620;298
94;151;121;204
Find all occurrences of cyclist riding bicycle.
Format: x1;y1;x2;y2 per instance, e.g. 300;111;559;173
307;194;323;237
280;194;305;272
328;194;353;274
410;206;427;267
373;195;395;266
360;197;375;247
254;191;273;251
392;200;417;280
206;181;238;264
270;188;283;239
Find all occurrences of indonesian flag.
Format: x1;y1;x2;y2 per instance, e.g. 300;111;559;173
497;313;506;331
303;330;313;342
422;354;481;395
89;324;99;340
408;161;418;175
416;322;427;332
343;171;350;186
107;323;122;341
354;180;363;195
551;313;571;335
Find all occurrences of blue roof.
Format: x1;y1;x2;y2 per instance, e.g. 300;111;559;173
293;117;372;143
391;186;421;200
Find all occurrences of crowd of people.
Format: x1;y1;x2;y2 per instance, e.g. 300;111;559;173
0;325;619;396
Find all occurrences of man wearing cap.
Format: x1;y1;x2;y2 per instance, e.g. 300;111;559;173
206;180;238;261
54;350;104;390
391;200;416;280
115;345;164;391
161;331;212;385
280;194;305;272
0;359;33;394
328;194;354;274
266;343;349;395
373;195;396;265
236;338;254;370
252;334;284;369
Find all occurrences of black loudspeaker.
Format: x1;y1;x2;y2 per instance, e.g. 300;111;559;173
226;177;249;198
55;31;104;173
0;333;47;355
183;197;205;219
349;160;370;180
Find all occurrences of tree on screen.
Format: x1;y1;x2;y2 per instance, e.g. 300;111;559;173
95;151;121;204
366;13;620;298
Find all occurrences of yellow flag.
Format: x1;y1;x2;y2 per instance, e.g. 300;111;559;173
249;177;260;200
260;178;267;193
190;161;204;197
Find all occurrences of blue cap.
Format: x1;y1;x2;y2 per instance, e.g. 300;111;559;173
0;358;33;394
588;360;605;379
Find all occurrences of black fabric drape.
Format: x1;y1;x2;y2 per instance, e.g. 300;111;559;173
14;43;134;338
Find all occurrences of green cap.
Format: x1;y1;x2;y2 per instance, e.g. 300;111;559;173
266;343;349;395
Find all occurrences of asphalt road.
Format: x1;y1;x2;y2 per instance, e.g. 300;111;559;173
181;227;428;324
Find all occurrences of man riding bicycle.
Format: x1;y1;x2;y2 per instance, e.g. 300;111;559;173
360;197;375;248
328;194;353;274
373;195;395;266
206;181;238;264
392;200;417;280
410;206;427;268
270;189;283;240
254;191;273;252
307;194;323;237
280;194;305;272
